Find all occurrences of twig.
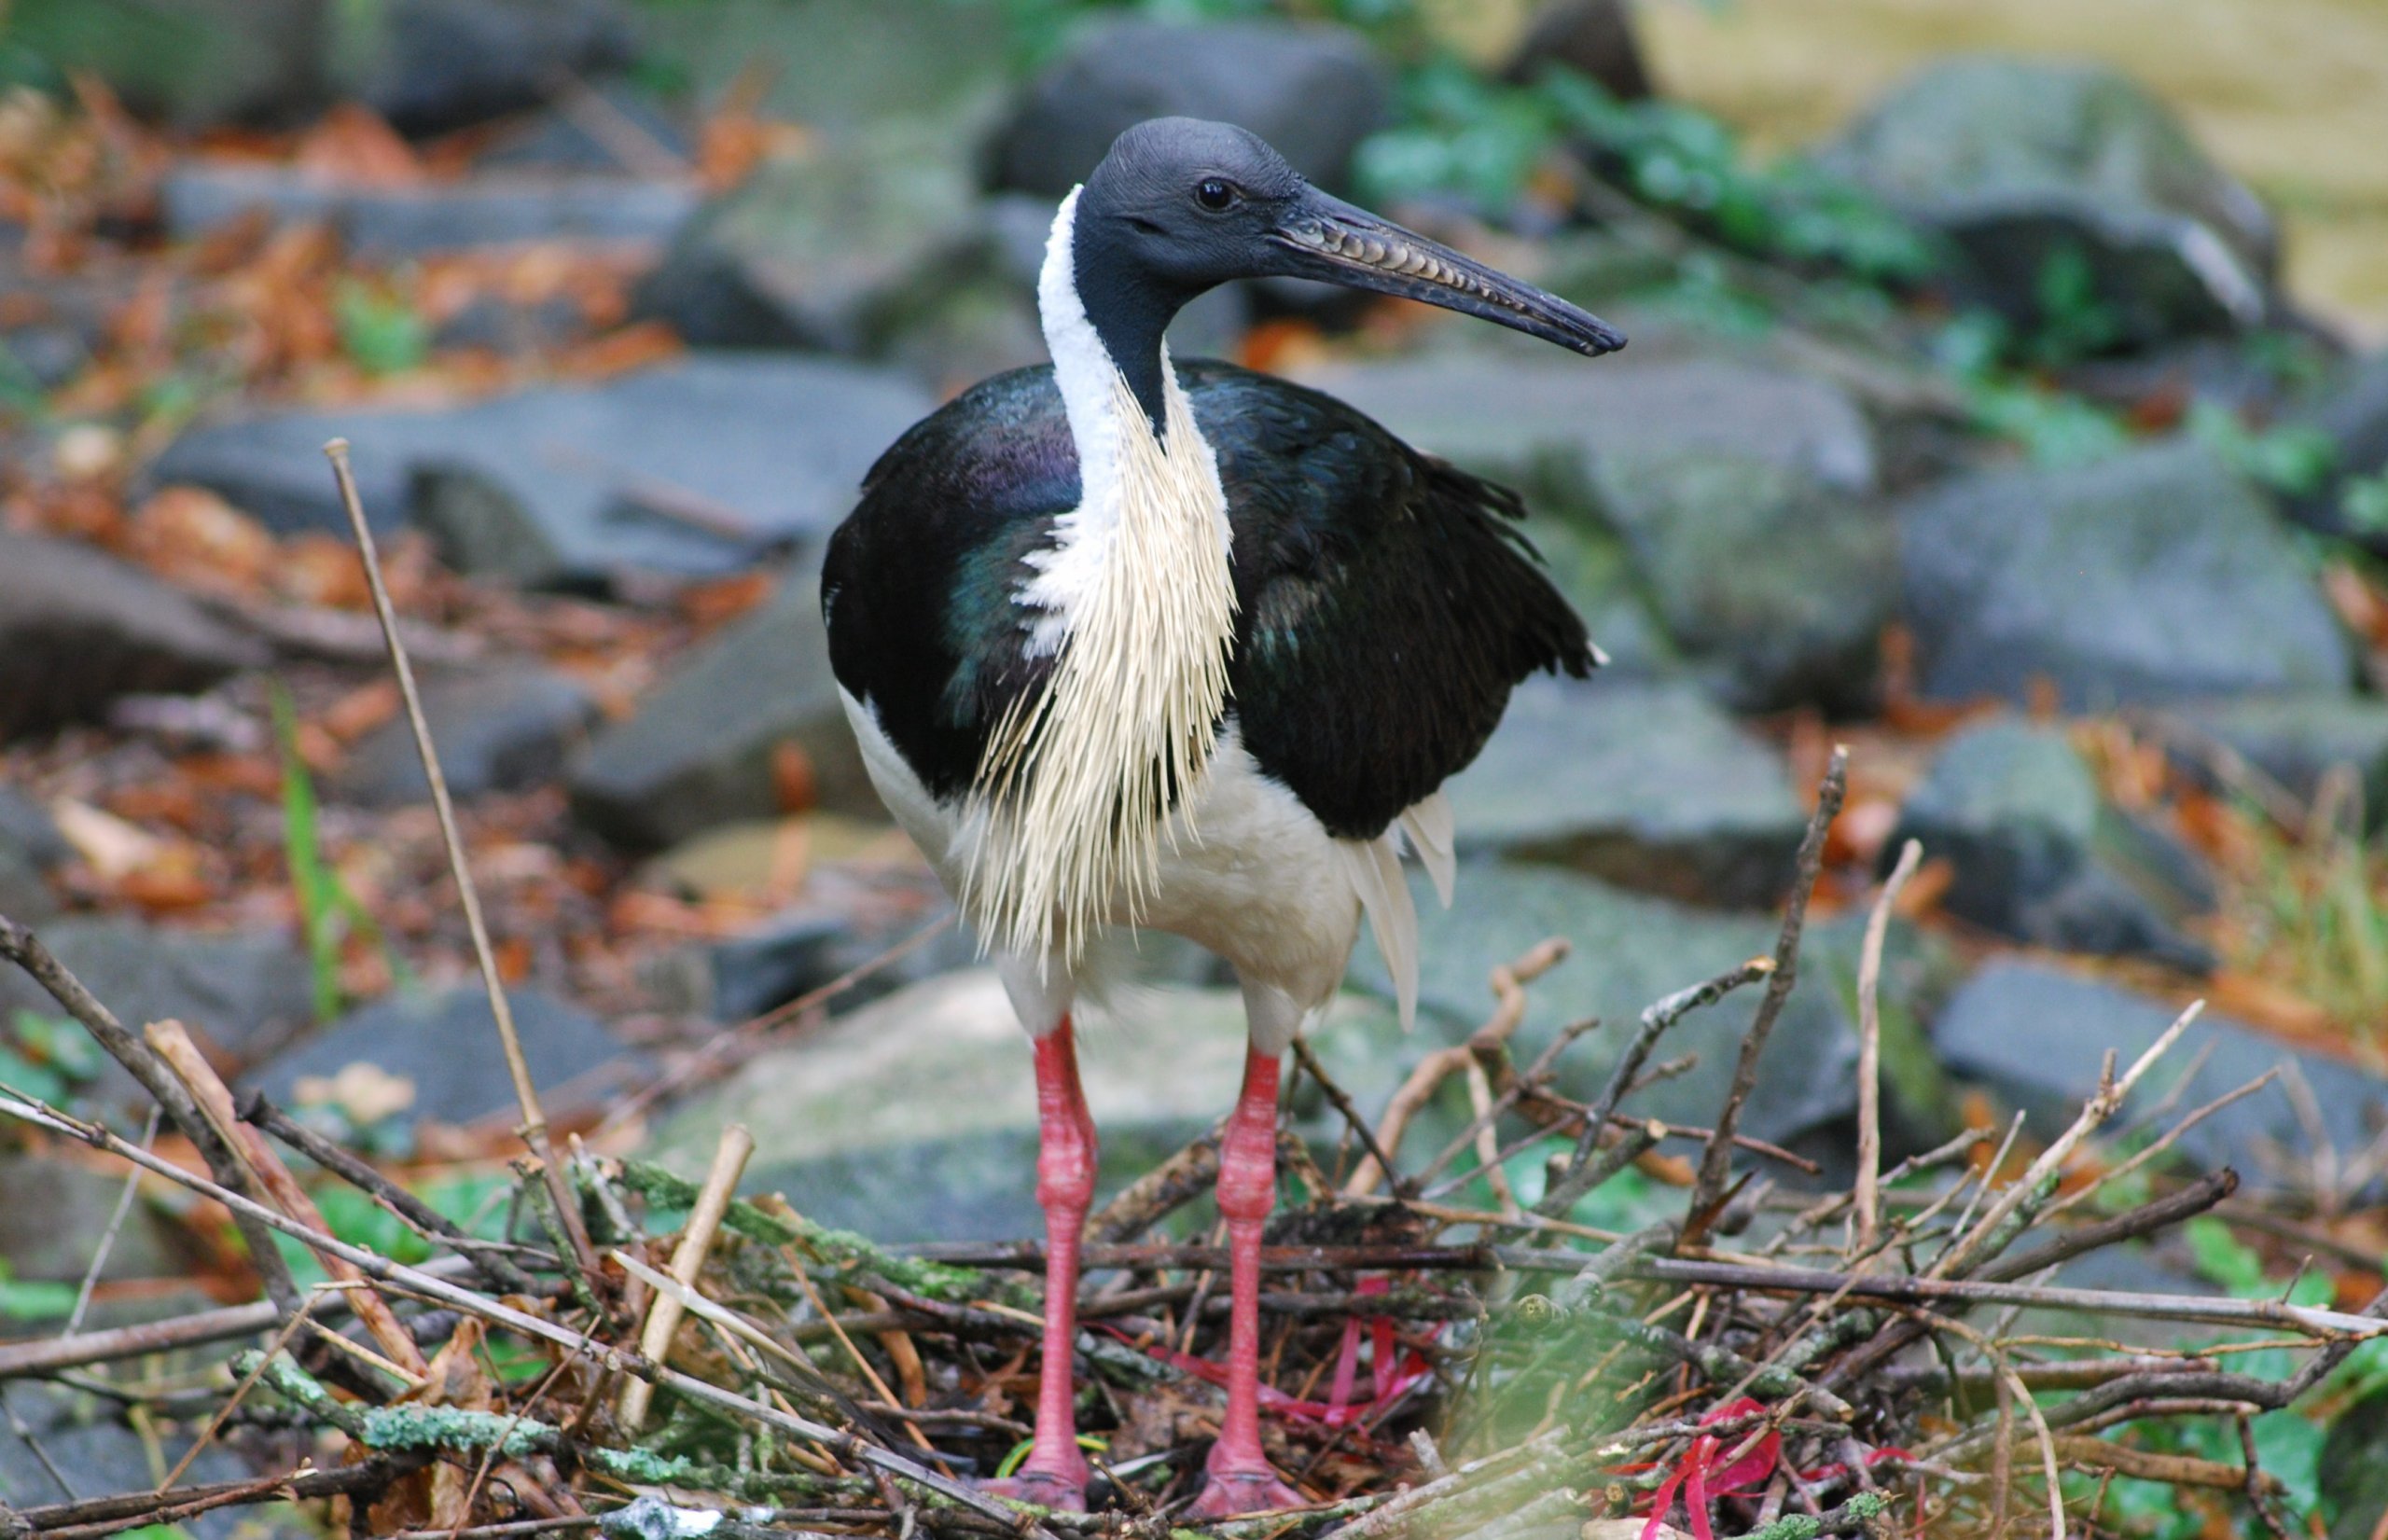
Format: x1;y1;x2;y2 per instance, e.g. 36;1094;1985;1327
1294;1037;1412;1200
1538;957;1774;1222
1932;1001;2204;1281
322;437;599;1291
618;1122;754;1433
63;1106;159;1337
0;1090;1049;1536
0;916;301;1316
1685;745;1847;1246
148;1020;429;1380
1855;839;1921;1256
240;1089;537;1294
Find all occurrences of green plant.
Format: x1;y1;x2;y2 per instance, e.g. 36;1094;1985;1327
0;1006;105;1107
0;1258;76;1323
271;683;396;1020
2187;398;2340;498
2341;470;2388;537
333;277;428;376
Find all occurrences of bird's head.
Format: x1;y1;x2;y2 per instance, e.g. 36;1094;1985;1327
1072;116;1625;358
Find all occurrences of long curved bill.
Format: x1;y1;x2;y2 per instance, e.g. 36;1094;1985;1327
1268;189;1625;357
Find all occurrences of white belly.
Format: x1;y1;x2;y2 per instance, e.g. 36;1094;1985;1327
841;688;1369;1013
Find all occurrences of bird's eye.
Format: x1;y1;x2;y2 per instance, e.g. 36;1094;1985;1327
1194;178;1239;212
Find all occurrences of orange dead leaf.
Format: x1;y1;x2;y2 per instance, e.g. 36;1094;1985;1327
126;485;277;600
322;679;403;743
771;740;818;814
294;104;423;187
274;532;374;610
557;320;682;380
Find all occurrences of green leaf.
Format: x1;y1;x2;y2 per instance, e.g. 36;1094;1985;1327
2183;1215;2270;1295
0;1259;76;1323
333;278;428;377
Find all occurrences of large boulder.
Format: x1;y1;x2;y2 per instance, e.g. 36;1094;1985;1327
1821;56;2278;347
0;788;68;925
1350;864;1960;1163
2146;694;2388;823
3;0;323;128
6;0;633;135
1897;440;2353;709
1446;676;1806;908
160;164;697;256
332;664;597;808
146;355;930;586
993;19;1393;198
344;0;636;136
569;573;874;850
1890;717;2214;970
0;917;314;1097
1288;350;1890;710
249;984;638;1128
2281;352;2388;553
0;531;267;742
1934;960;2388;1197
633;129;998;355
649;968;1407;1241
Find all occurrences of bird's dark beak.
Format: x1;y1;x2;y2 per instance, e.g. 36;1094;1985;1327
1266;189;1625;357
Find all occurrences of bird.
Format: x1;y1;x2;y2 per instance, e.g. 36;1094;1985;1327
820;116;1621;1517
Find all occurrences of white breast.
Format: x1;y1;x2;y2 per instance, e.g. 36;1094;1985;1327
841;687;1448;1037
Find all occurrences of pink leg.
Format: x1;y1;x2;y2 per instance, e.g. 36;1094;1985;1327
986;1018;1097;1510
1190;1044;1306;1518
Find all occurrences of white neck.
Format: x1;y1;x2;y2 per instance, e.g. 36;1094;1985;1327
965;187;1241;964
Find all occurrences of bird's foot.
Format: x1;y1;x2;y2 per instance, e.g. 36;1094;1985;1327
981;1459;1090;1514
1187;1455;1305;1519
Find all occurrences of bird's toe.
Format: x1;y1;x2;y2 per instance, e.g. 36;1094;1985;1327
981;1465;1090;1513
1187;1464;1306;1519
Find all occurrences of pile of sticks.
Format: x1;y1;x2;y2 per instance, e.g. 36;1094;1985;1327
1;447;2378;1540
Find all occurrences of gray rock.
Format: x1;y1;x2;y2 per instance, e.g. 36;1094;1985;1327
1821;56;2278;346
1590;441;1895;713
1286;350;1890;708
2283;351;2388;552
630;0;1012;139
0;1152;193;1282
250;985;636;1127
4;0;323;128
993;19;1393;198
1503;0;1652;100
1288;351;1880;498
570;573;873;850
2148;694;2388;820
1445;676;1804;907
160;163;699;256
0;787;68;869
0;531;267;741
333;665;596;807
0;844;59;925
1934;960;2388;1197
149;355;930;585
650;968;1408;1241
1898;439;2354;709
473;78;692;173
634;129;993;354
1890;717;2214;970
1352;865;1958;1160
346;0;636;136
0;1383;256;1536
0;917;314;1088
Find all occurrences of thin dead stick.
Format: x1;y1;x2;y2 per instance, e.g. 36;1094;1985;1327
1293;1036;1411;1200
619;1122;754;1433
0;1091;1045;1536
1534;959;1773;1226
0;917;301;1315
322;437;598;1290
1685;746;1847;1247
1855;839;1921;1256
1924;1311;2064;1538
147;1020;429;1380
154;1286;332;1492
1339;940;1565;1198
1932;1002;2204;1281
240;1089;537;1294
1619;1257;2385;1338
64;1106;159;1337
2041;1070;2277;1223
